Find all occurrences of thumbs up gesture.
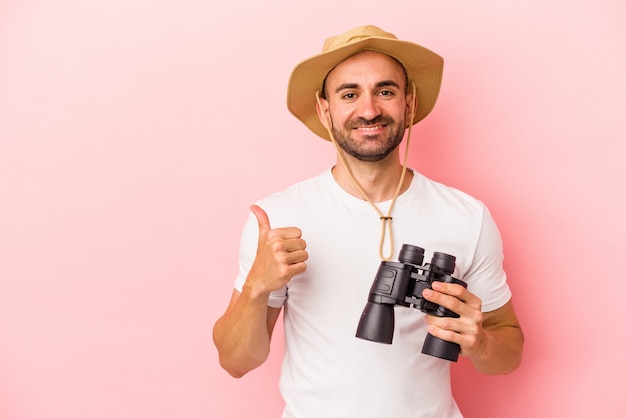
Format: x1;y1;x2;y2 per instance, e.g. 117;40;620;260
246;205;308;296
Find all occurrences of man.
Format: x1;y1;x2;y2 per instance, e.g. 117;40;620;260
213;25;524;417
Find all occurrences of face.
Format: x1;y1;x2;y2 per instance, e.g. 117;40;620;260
317;51;413;162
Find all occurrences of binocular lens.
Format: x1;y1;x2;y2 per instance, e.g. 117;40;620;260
431;252;456;274
398;244;425;266
355;302;395;344
422;333;461;362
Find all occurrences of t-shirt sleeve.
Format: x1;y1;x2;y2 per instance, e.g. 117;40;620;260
233;212;287;309
464;207;512;312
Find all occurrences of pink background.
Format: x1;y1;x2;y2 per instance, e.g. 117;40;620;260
1;1;625;417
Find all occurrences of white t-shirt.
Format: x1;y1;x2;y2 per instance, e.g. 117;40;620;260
234;169;511;418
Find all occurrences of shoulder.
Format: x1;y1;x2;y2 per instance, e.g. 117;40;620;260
412;171;487;218
260;170;333;204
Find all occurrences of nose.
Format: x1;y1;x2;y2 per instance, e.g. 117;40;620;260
357;93;381;121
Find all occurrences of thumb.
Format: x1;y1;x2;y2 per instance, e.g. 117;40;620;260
250;204;271;234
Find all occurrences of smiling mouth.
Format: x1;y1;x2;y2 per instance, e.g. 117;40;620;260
355;125;385;131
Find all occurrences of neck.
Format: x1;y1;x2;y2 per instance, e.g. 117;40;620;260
331;150;413;203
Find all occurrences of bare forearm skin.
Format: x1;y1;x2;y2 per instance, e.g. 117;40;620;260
469;325;524;375
212;287;275;378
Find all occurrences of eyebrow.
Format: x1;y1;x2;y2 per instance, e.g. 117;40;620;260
334;80;401;94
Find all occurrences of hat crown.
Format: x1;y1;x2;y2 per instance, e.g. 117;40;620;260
322;25;398;53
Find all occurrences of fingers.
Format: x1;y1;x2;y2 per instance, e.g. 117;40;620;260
422;282;482;324
247;205;308;292
423;282;480;310
422;283;484;355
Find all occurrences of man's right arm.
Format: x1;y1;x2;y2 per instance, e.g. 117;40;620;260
212;289;282;378
212;205;307;378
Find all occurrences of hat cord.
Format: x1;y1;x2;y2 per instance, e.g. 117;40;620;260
315;82;417;261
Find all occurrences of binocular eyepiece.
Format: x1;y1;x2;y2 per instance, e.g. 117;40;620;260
355;244;467;362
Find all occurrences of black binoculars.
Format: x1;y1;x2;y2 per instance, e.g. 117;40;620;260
356;244;467;362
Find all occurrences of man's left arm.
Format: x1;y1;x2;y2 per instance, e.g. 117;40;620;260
422;282;524;375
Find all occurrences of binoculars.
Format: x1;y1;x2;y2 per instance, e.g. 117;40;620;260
356;244;467;362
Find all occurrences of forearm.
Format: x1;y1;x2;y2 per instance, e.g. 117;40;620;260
469;325;524;375
213;288;274;378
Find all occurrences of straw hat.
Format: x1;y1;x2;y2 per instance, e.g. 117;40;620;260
287;25;444;141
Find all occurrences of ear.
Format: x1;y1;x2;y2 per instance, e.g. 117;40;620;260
405;91;418;122
315;95;332;130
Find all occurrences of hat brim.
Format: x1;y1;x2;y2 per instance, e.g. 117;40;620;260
287;37;444;141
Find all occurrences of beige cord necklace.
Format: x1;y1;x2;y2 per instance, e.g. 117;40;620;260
315;83;417;261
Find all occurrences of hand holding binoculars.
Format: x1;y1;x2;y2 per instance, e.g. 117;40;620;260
356;244;467;362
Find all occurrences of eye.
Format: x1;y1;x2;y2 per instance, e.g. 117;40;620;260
342;92;357;100
378;89;395;97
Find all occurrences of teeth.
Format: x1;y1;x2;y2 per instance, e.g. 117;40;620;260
358;126;381;130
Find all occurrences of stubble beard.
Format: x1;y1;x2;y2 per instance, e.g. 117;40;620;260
332;115;406;162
